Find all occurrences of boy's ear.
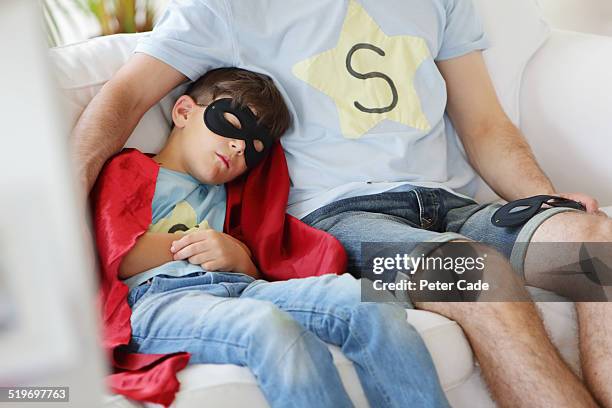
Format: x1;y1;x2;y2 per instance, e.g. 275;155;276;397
172;95;198;128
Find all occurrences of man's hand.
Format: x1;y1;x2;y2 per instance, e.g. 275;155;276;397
171;230;259;278
556;192;607;217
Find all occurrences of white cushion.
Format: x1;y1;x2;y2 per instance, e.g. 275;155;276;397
474;0;551;126
50;33;172;154
520;30;612;206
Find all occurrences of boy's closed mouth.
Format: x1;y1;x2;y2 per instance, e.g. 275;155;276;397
216;152;230;169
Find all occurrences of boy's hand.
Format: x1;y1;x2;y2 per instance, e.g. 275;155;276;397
170;230;259;278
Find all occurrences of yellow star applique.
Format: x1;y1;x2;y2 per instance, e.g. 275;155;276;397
292;0;431;138
149;201;210;234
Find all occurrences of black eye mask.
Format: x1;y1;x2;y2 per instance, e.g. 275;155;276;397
491;195;586;228
203;98;274;169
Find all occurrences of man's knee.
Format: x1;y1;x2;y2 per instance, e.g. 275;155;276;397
534;211;612;242
571;213;612;241
591;216;612;240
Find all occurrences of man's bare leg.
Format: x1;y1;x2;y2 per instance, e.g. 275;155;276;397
528;211;612;407
416;241;597;408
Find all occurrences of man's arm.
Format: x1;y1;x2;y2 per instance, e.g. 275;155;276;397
436;51;556;201
71;53;187;195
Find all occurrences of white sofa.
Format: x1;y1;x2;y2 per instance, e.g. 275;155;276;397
50;0;612;406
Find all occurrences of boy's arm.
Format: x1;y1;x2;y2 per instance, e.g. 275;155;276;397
171;230;261;279
118;231;260;280
229;250;259;280
118;233;177;279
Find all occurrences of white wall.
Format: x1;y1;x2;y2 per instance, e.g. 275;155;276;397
539;0;612;36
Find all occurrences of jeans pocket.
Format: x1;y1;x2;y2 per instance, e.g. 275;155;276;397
128;281;154;309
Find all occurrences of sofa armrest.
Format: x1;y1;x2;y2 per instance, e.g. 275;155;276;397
520;29;612;207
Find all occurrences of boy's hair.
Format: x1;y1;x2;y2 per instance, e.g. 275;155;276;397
186;68;291;140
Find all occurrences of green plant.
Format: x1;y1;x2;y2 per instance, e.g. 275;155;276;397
73;0;155;35
43;0;156;47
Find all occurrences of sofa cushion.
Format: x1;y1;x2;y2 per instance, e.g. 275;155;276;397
519;30;612;206
473;0;550;126
50;33;173;154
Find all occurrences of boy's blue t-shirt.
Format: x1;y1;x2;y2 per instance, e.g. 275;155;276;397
135;0;489;219
122;167;226;290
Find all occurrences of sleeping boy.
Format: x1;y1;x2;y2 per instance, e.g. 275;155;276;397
93;67;449;407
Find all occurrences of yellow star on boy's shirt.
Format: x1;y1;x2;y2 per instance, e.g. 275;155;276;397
292;0;432;138
149;201;210;234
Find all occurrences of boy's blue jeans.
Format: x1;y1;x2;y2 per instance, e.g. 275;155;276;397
127;272;450;408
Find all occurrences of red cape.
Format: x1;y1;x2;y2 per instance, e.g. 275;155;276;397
92;145;347;406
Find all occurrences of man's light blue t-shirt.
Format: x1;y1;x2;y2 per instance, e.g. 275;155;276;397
122;168;226;290
136;0;489;219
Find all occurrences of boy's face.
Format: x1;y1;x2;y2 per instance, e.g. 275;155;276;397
172;95;263;185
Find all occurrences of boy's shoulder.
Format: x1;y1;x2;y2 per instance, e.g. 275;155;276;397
104;148;155;168
93;149;160;206
93;149;161;278
99;149;159;182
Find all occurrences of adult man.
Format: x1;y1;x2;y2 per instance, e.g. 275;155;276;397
73;0;612;406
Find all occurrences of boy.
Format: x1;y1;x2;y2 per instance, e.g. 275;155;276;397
93;68;448;407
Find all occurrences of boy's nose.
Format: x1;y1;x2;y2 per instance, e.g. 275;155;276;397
230;139;245;155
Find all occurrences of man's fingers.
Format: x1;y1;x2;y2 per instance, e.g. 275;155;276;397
583;200;599;214
558;193;600;214
580;197;599;213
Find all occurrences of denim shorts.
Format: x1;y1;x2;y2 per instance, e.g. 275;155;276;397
301;187;581;279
